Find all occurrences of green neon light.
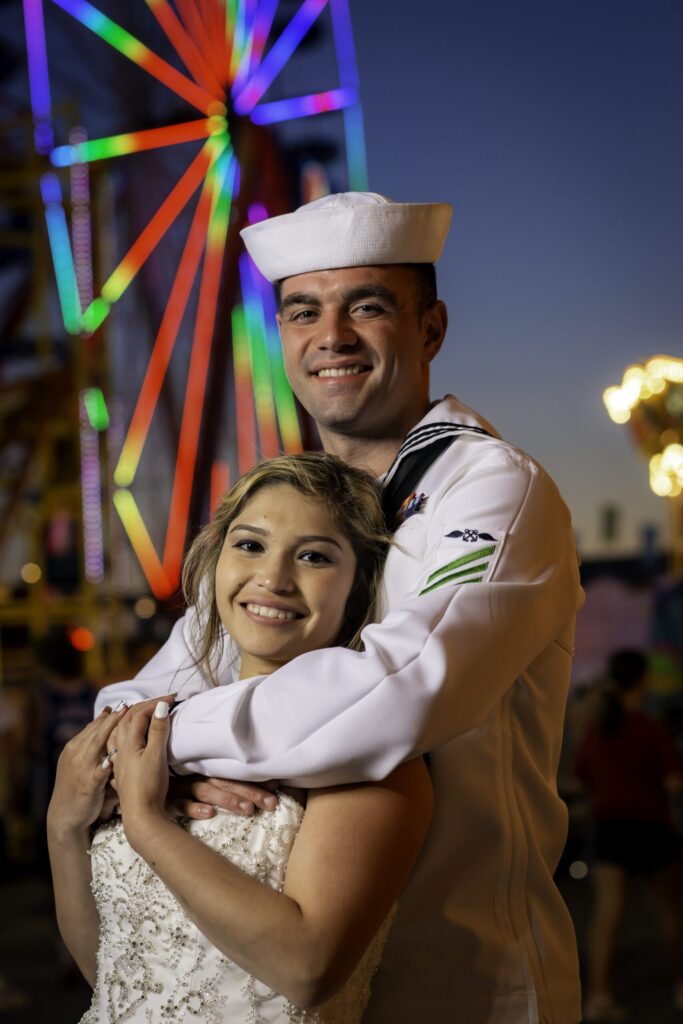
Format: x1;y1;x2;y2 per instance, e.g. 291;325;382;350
83;387;110;431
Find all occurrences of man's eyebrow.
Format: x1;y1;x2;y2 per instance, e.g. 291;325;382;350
280;292;322;311
342;284;398;308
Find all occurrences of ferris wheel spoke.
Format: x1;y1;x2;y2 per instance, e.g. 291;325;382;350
114;171;218;490
241;0;278;81
113;489;175;598
40;172;82;334
238;253;279;458
82;134;227;333
22;0;55;153
144;0;224;96
233;0;328;115
174;0;226;85
50;117;224;168
50;0;222;112
251;86;356;125
163;151;237;581
253;260;303;452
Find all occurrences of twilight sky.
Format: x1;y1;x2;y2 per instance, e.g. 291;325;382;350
352;0;683;556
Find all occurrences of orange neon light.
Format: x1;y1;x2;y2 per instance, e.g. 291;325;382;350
99;135;225;309
210;461;231;517
114;173;216;487
113;489;174;598
145;0;224;96
140;40;220;114
175;0;225;85
162;167;233;580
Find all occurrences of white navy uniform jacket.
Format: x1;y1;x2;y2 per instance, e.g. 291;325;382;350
97;396;583;1024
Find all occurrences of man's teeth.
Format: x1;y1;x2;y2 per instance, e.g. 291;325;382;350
317;365;364;377
246;603;297;621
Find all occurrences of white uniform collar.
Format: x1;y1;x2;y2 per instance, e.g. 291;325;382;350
380;396;499;502
414;395;500;439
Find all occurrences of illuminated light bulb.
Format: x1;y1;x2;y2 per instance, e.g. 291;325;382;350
651;474;673;497
569;861;588;880
70;626;96;651
134;596;156;619
21;562;42;584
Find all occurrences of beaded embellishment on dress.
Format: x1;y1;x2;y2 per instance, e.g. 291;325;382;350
82;795;393;1023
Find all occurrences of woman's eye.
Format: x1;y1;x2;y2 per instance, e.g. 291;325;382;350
233;540;263;553
299;550;331;564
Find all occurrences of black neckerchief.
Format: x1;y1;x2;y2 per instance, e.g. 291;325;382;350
381;422;492;532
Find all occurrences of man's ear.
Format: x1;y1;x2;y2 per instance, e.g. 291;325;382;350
421;300;447;364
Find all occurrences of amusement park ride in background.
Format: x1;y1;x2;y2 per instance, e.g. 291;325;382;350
604;355;683;576
0;0;368;677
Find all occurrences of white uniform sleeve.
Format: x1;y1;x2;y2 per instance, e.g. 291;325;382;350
93;609;220;712
165;448;582;786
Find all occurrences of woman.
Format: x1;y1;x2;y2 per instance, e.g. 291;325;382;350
47;454;434;1022
576;649;683;1022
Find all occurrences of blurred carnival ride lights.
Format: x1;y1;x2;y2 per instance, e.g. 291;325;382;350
603;356;683;499
22;0;368;599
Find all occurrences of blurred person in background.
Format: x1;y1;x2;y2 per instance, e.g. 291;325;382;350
575;649;683;1022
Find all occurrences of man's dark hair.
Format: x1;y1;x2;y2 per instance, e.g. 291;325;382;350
273;263;438;319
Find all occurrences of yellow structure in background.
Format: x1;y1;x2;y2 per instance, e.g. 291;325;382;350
603;354;683;573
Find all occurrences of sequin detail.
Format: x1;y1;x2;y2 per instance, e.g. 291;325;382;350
82;795;394;1023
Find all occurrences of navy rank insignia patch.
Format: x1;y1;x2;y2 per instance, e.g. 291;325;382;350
395;491;427;527
446;529;497;543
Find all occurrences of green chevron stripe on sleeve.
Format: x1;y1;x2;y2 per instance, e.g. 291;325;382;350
420;572;485;595
425;545;496;586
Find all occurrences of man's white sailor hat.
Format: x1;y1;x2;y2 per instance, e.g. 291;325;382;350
240;191;453;283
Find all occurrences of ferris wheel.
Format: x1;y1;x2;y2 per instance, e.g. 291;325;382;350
22;0;368;600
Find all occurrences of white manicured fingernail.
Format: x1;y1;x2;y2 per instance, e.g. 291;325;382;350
154;701;169;719
113;700;128;712
101;756;111;770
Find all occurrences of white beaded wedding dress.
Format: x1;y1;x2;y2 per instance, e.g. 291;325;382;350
81;794;394;1023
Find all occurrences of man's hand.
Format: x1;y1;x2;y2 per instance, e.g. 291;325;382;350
166;775;280;819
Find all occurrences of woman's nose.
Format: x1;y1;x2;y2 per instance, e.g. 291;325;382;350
259;559;295;593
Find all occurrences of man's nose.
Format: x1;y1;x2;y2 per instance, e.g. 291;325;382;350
316;309;358;349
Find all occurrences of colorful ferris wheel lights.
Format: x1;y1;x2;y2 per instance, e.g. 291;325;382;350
145;0;224;96
113;489;174;597
40;172;82;334
52;0;221;113
163;151;236;581
26;0;367;595
85;133;227;330
233;0;328;114
232;304;258;476
114;172;216;489
50;118;218;168
22;0;54;152
250;85;357;125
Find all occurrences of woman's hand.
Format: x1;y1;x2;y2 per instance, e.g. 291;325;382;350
113;701;172;846
47;705;128;839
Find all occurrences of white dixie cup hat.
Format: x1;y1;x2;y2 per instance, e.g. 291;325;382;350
240;191;453;283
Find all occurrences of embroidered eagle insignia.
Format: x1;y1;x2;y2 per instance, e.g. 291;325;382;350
395;492;427;527
446;529;497;543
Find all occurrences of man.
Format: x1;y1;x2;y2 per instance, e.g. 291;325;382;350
98;192;582;1023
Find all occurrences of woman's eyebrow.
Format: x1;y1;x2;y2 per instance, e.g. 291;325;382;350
297;534;343;550
229;523;268;535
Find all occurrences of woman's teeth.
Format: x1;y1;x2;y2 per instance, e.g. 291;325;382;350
317;365;364;377
246;603;298;621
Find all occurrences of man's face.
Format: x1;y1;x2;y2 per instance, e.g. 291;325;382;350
276;265;445;441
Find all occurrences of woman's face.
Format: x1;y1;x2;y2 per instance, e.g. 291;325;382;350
215;483;357;677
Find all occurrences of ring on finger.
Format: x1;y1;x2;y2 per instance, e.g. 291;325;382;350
101;747;118;769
